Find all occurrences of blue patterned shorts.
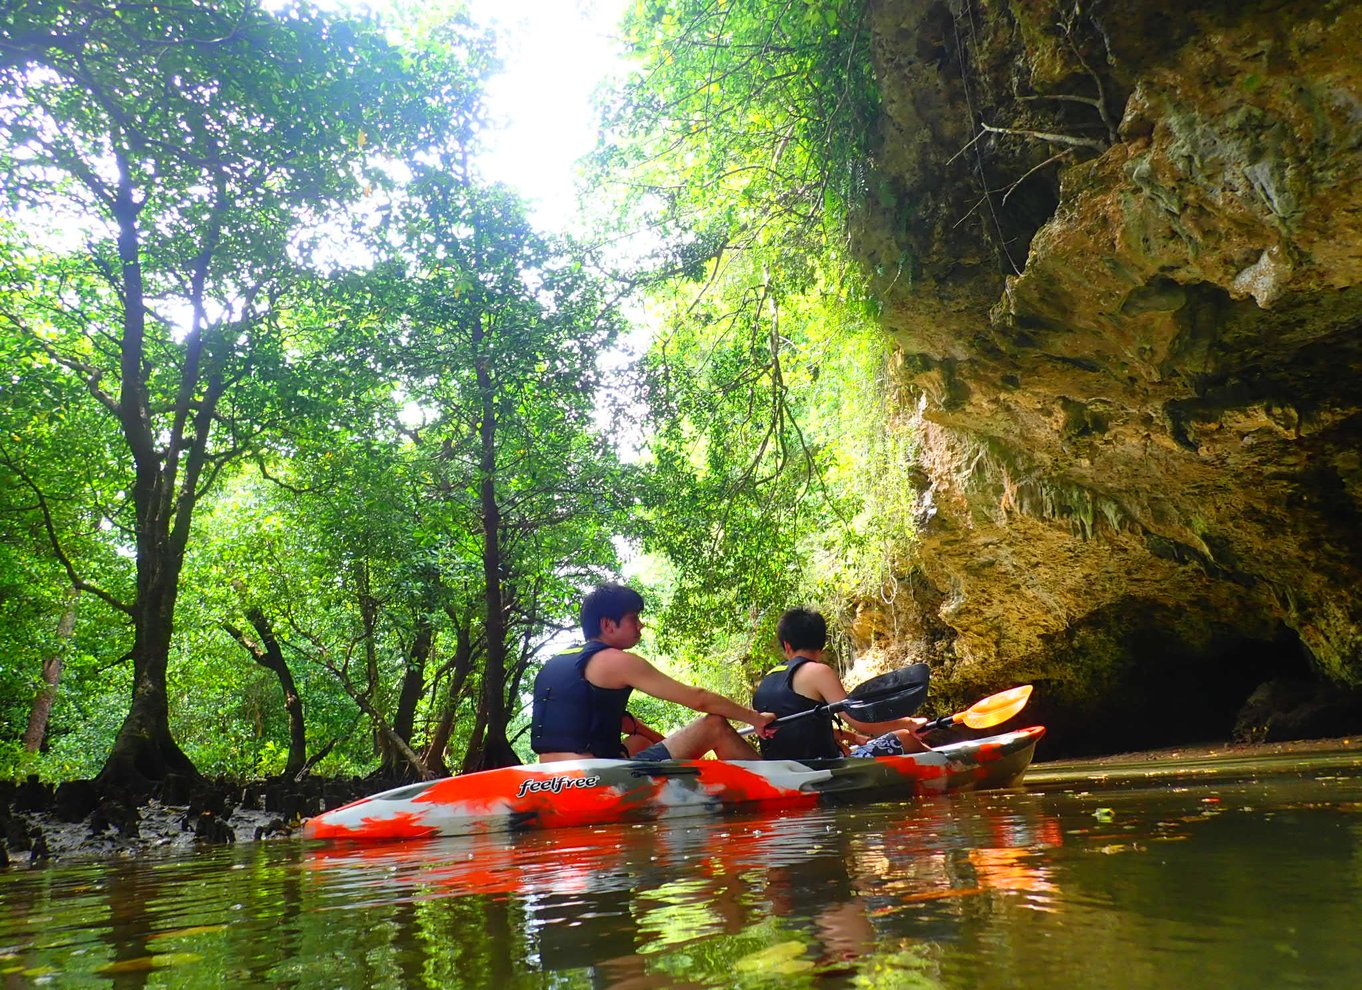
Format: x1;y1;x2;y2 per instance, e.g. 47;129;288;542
850;733;907;758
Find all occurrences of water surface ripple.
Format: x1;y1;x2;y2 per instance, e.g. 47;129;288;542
3;747;1361;988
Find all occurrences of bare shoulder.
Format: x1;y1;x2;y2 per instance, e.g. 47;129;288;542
583;648;653;689
791;660;844;701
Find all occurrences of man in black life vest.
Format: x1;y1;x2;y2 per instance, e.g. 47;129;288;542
531;583;776;762
753;608;929;761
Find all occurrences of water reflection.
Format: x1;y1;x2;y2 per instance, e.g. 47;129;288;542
298;794;1065;988
3;754;1362;988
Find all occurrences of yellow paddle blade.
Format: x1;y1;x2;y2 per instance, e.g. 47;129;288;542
959;684;1033;729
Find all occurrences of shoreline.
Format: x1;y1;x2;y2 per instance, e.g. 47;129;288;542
1034;734;1362;770
7;735;1362;864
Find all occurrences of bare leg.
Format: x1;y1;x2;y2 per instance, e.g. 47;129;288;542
893;729;931;753
660;714;760;760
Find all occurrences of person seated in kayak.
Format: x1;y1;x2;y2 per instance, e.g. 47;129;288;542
753;608;930;760
531;583;776;762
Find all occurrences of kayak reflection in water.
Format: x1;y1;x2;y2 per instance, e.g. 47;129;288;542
531;583;776;764
753;608;931;760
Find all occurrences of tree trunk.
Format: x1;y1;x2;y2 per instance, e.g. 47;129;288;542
353;562;389;764
382;617;432;776
424;621;475;776
23;597;77;752
467;346;519;772
224;604;308;777
96;164;221;794
99;591;201;792
352;691;432;780
460;689;489;775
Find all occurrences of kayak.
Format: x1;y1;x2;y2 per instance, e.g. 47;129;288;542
304;726;1044;842
303;725;1044;842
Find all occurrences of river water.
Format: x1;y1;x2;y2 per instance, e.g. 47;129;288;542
3;743;1361;988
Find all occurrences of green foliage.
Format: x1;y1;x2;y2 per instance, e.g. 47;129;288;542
0;0;498;781
40;658;132;779
0;2;635;780
0;0;916;780
635;265;910;680
0;740;37;781
594;0;919;685
163;153;638;776
174;467;381;776
594;0;879;280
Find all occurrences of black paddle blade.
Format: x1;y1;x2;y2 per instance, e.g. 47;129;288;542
848;664;930;703
757;663;931;731
839;686;928;722
837;664;930;721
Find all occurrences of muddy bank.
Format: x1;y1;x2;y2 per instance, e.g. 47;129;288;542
0;774;382;866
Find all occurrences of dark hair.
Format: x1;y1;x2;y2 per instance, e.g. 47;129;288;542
776;608;826;652
581;583;646;639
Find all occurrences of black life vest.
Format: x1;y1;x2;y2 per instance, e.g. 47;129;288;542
751;658;841;760
530;641;632;758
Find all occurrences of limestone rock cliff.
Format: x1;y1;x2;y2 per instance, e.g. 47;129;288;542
855;0;1362;753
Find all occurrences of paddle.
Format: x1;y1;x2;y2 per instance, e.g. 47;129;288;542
917;684;1033;733
739;663;930;735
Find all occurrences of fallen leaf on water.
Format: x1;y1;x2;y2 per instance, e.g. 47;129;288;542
96;952;202;974
1093;808;1115;822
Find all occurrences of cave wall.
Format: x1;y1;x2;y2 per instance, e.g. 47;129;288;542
853;0;1362;751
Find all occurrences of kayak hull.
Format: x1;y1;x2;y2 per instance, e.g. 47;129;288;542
303;725;1045;842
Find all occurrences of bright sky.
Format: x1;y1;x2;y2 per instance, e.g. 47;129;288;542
25;1;633;251
462;0;632;233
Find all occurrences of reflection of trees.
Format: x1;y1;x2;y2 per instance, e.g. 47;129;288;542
12;774;1362;987
98;858;194;988
410;896;521;988
7;794;1068;986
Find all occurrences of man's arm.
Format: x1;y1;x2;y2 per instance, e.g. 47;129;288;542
590;650;773;732
622;712;665;744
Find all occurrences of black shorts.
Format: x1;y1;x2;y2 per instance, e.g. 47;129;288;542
632;741;672;761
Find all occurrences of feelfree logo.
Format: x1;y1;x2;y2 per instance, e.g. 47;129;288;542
516;774;603;799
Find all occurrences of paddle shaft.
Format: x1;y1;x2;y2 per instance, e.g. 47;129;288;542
737;679;1030;739
737;684;925;736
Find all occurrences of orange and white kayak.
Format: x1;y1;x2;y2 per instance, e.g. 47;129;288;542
303;725;1045;842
